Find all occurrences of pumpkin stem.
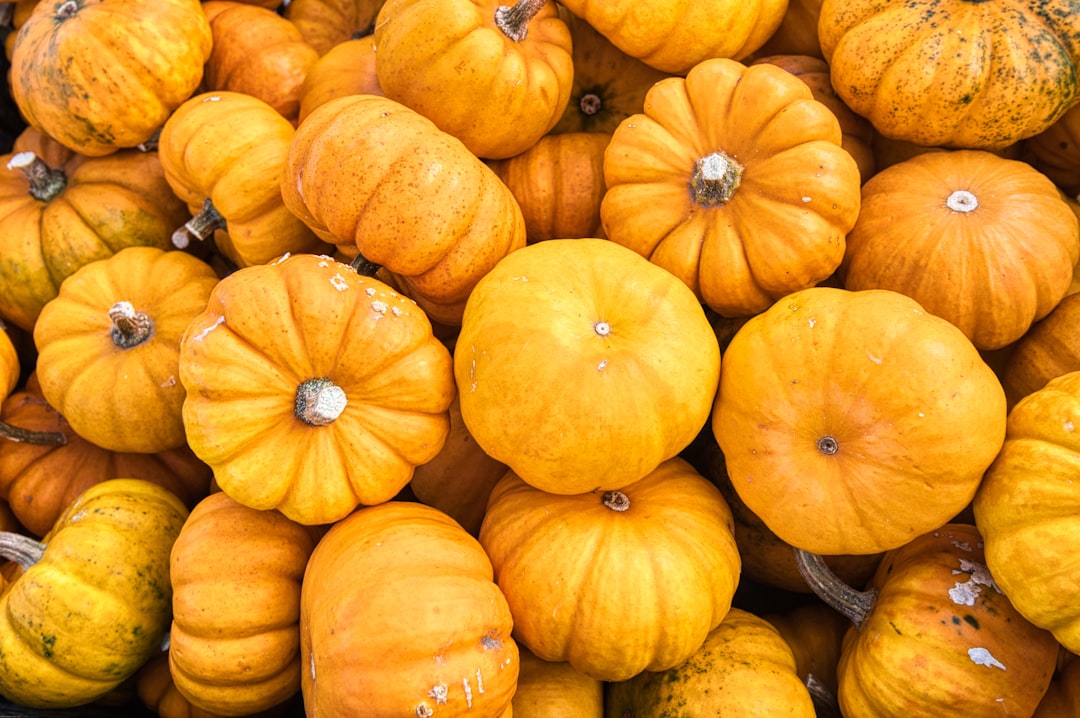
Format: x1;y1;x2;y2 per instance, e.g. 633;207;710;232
494;0;547;42
602;490;630;511
806;674;841;718
793;548;877;629
0;531;46;571
173;197;226;249
295;378;348;426
109;301;155;349
0;419;66;446
690;150;743;207
6;151;67;202
349;253;382;277
946;189;979;213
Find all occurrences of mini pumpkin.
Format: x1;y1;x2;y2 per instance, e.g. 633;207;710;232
296;35;382;125
513;646;603;718
1001;292;1080;408
284;0;386;55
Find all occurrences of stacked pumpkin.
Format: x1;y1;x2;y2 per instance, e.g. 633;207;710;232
0;0;1079;716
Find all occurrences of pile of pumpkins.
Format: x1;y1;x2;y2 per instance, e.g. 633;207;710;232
1;0;1080;716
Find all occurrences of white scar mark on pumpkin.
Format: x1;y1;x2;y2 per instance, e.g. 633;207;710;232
866;350;882;364
463;677;473;708
949;558;1000;606
272;252;290;264
366;287;376;296
371;300;388;315
807;317;816;328
951;540;972;552
598;359;608;371
310;652;315;680
968;647;1006;670
476;668;485;694
191;315;225;341
330;274;349;291
428;684;448;704
1065;419;1075;431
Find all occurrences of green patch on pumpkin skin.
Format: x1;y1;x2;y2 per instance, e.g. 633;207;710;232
40;634;55;659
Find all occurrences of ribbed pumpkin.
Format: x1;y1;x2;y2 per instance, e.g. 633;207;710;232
280;94;527;326
601;58;862;318
0;127;190;332
713;286;1007;555
478;457;740;681
296;35;382;125
973;370;1080;654
1025;101;1080;196
158;91;332;269
300;501;518;717
840;150;1080;351
1033;652;1080;718
169;492;320;715
33;247;220;454
284;0;386;55
1001;292;1080;409
137;652;296;718
179;253;455;526
9;0;212;156
818;0;1080;150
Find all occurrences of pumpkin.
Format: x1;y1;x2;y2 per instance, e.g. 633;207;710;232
455;238;720;495
0;126;190;332
1033;651;1080;718
548;7;669;136
478;457;741;681
840;150;1080;351
159;91;332;269
0;374;211;537
2;0;39;61
178;252;456;526
296;35;382;125
373;0;573;160
32;247;219;454
0;322;18;399
1025;102;1080;197
0;478;188;708
601;58;862;318
137;652;295;718
169;492;320;715
972;370;1080;654
512;646;603;718
818;0;1080;150
200;1;320;126
1001;292;1080;408
284;0;385;56
753;0;825;59
604;607;816;718
486;132;609;243
797;523;1059;717
712;286;1007;556
764;602;850;698
9;0;212;156
280;94;527;326
557;0;787;74
300;501;518;717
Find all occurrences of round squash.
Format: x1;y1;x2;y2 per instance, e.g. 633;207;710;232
296;35;382;125
601;58;862;318
284;0;386;55
9;0;212;156
973;370;1080;654
478;457;740;681
455;238;720;495
33;247;220;454
1001;292;1080;409
840;149;1080;351
1025;102;1080;197
300;501;518;717
713;286;1007;555
179;252;455;526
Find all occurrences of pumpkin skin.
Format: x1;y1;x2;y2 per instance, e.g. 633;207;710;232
0;479;189;709
818;0;1080;150
1025;102;1080;197
601;58;862;318
604;607;816;718
280;94;527;326
33;247;220;454
9;0;212;156
159;91;332;269
0;127;190;332
1033;652;1080;718
300;501;518;718
1002;292;1080;408
0;324;18;398
373;0;574;160
713;286;1007;556
137;652;294;718
557;0;788;74
840;150;1080;351
832;524;1058;717
178;252;456;526
201;1;320;125
284;0;386;55
455;238;720;495
512;646;603;718
486;132;609;243
764;602;850;697
754;0;825;59
478;457;741;682
0;375;211;538
296;35;382;125
169;492;320;715
973;370;1080;654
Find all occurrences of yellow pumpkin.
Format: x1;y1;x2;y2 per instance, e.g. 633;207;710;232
512;646;603;718
1001;292;1080;409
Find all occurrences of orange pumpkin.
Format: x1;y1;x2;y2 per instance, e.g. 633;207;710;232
296;35;382;125
512;646;603;718
1033;652;1080;718
1001;292;1080;409
284;0;385;55
818;0;1080;150
764;602;850;697
713;286;1007;556
373;0;573;159
973;370;1080;654
137;652;295;718
455;238;720;495
179;253;456;526
478;457;740;681
753;0;825;59
9;0;212;156
280;94;527;326
0;127;190;332
1025;102;1080;197
601;58;862;318
840;150;1080;351
300;501;518;717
